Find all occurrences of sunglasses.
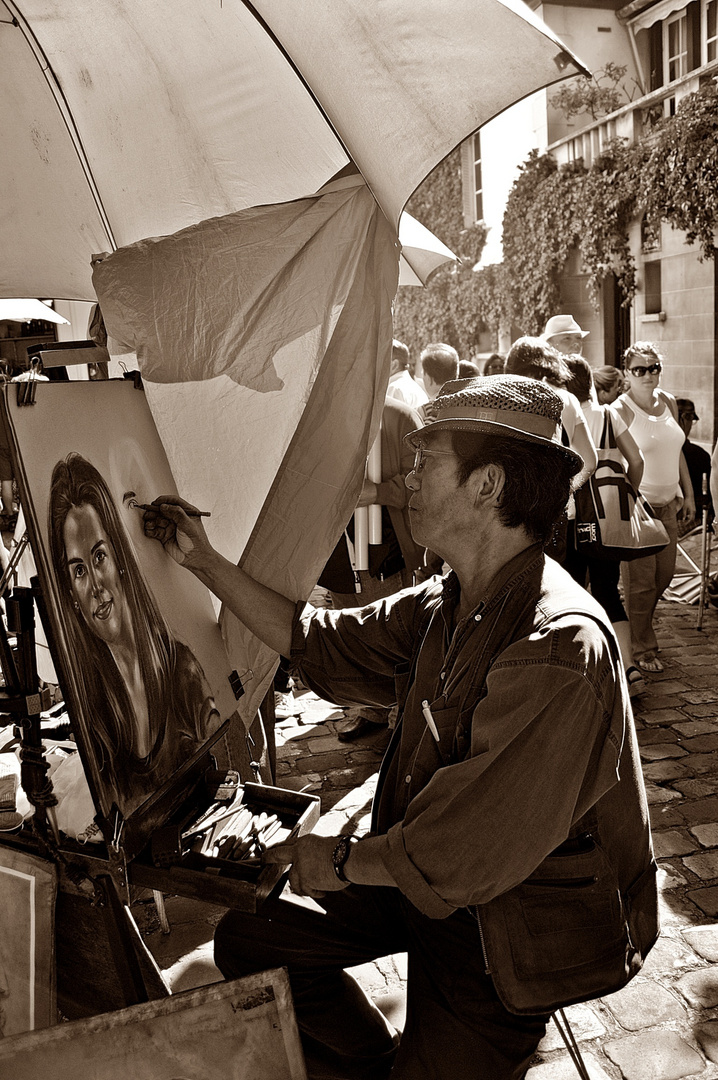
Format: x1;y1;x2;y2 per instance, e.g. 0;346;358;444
627;362;662;378
412;446;456;474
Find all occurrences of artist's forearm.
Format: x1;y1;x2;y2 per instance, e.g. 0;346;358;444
343;834;397;887
192;548;295;656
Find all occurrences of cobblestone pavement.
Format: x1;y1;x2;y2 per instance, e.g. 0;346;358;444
138;593;718;1079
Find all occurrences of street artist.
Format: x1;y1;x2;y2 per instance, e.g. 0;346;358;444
143;375;658;1080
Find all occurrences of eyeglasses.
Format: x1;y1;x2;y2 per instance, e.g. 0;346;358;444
412;446;456;474
627;362;662;378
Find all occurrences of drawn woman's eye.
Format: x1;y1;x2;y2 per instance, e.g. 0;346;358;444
73;563;86;580
94;548;107;566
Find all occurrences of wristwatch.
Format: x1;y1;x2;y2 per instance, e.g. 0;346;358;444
332;835;357;882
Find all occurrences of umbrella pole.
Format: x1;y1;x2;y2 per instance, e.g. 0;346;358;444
696;474;711;631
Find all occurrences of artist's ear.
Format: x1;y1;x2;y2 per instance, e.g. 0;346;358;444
470;463;506;508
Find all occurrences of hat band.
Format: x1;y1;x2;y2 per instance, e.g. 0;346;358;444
432;404;560;441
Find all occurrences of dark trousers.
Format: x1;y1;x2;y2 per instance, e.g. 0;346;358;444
214;884;549;1079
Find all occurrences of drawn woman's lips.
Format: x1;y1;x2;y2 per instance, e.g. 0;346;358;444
94;599;113;621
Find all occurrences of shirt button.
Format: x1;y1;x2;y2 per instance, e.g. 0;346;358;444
474;613;482;622
405;775;412;784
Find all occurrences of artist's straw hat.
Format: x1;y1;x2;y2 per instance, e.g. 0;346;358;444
406;374;583;475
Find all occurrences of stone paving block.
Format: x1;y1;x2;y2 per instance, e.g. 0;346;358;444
642;680;690;696
680;733;718;753
679;797;718;825
679;752;718;775
643;760;688;782
604;1030;704;1080
673;779;718;799
696;1021;718;1065
678;709;718;722
673;648;712;665
640;744;688;762
641;933;696;976
537;1003;605;1052
672;717;717;735
690;823;718;847
639;710;689;727
638;728;681;745
603;979;685;1030
278;773;322;791
651;805;689;830
527;1052;612;1080
296;752;349;773
660;886;699;926
682;691;718;705
683;925;718;963
687;887;718;918
653;829;700;858
683;851;718;880
676;964;718;1006
660;864;691;890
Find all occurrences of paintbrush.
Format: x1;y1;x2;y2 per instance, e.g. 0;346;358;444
128;498;210;518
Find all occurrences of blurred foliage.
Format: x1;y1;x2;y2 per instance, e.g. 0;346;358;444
550;63;638;122
394;83;718;346
392;149;491;359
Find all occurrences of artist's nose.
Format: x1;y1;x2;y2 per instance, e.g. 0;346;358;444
405;468;420;491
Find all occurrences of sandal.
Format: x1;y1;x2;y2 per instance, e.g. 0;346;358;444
637;654;664;673
625;666;646;697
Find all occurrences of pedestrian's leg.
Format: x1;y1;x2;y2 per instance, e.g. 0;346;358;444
653;501;679;602
392;905;549;1080
622;552;659;658
214;885;404;1071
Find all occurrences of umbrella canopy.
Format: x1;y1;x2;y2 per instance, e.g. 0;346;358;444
398;213;458;287
0;298;68;324
1;0;586;301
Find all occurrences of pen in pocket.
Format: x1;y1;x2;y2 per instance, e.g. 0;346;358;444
421;699;441;742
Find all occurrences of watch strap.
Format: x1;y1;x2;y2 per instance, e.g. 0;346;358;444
332;835;357;882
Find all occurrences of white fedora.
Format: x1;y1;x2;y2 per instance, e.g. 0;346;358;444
542;314;589;340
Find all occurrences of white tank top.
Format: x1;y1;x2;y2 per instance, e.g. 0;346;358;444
618;393;684;505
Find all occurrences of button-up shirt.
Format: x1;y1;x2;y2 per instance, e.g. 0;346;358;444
290;546;638;920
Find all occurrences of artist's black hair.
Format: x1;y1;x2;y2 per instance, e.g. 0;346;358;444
450;431;573;543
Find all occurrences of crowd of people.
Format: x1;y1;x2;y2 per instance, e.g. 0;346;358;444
369;318;708;692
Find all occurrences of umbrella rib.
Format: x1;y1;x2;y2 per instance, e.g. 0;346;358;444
239;0;357;190
6;2;117;252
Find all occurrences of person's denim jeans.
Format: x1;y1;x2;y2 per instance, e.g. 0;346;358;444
214;884;549;1079
622;498;679;657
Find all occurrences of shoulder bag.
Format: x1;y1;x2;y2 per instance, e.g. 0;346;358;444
574;410;669;561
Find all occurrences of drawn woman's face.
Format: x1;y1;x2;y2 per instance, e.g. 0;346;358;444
63;503;129;647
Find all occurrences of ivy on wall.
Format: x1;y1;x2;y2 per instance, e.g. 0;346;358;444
394;81;718;347
392;149;490;359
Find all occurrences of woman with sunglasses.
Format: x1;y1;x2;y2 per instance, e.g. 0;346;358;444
614;343;695;673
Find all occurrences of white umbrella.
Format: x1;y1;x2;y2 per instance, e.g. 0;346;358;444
1;0;587;300
399;213;458;287
0;298;69;324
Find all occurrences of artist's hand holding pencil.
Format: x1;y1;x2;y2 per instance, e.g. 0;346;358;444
142;495;212;569
263;833;351;899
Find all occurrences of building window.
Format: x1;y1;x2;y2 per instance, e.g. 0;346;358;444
644;261;662;315
704;0;718;61
472;133;483;222
641;216;661;253
665;11;688;81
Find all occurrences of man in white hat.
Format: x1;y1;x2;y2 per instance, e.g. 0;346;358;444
542;314;589;355
143;375;656;1079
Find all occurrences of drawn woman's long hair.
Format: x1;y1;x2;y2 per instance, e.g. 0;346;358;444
48;453;177;799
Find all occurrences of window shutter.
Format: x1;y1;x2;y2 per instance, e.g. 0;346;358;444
688;0;701;68
460;138;476;228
